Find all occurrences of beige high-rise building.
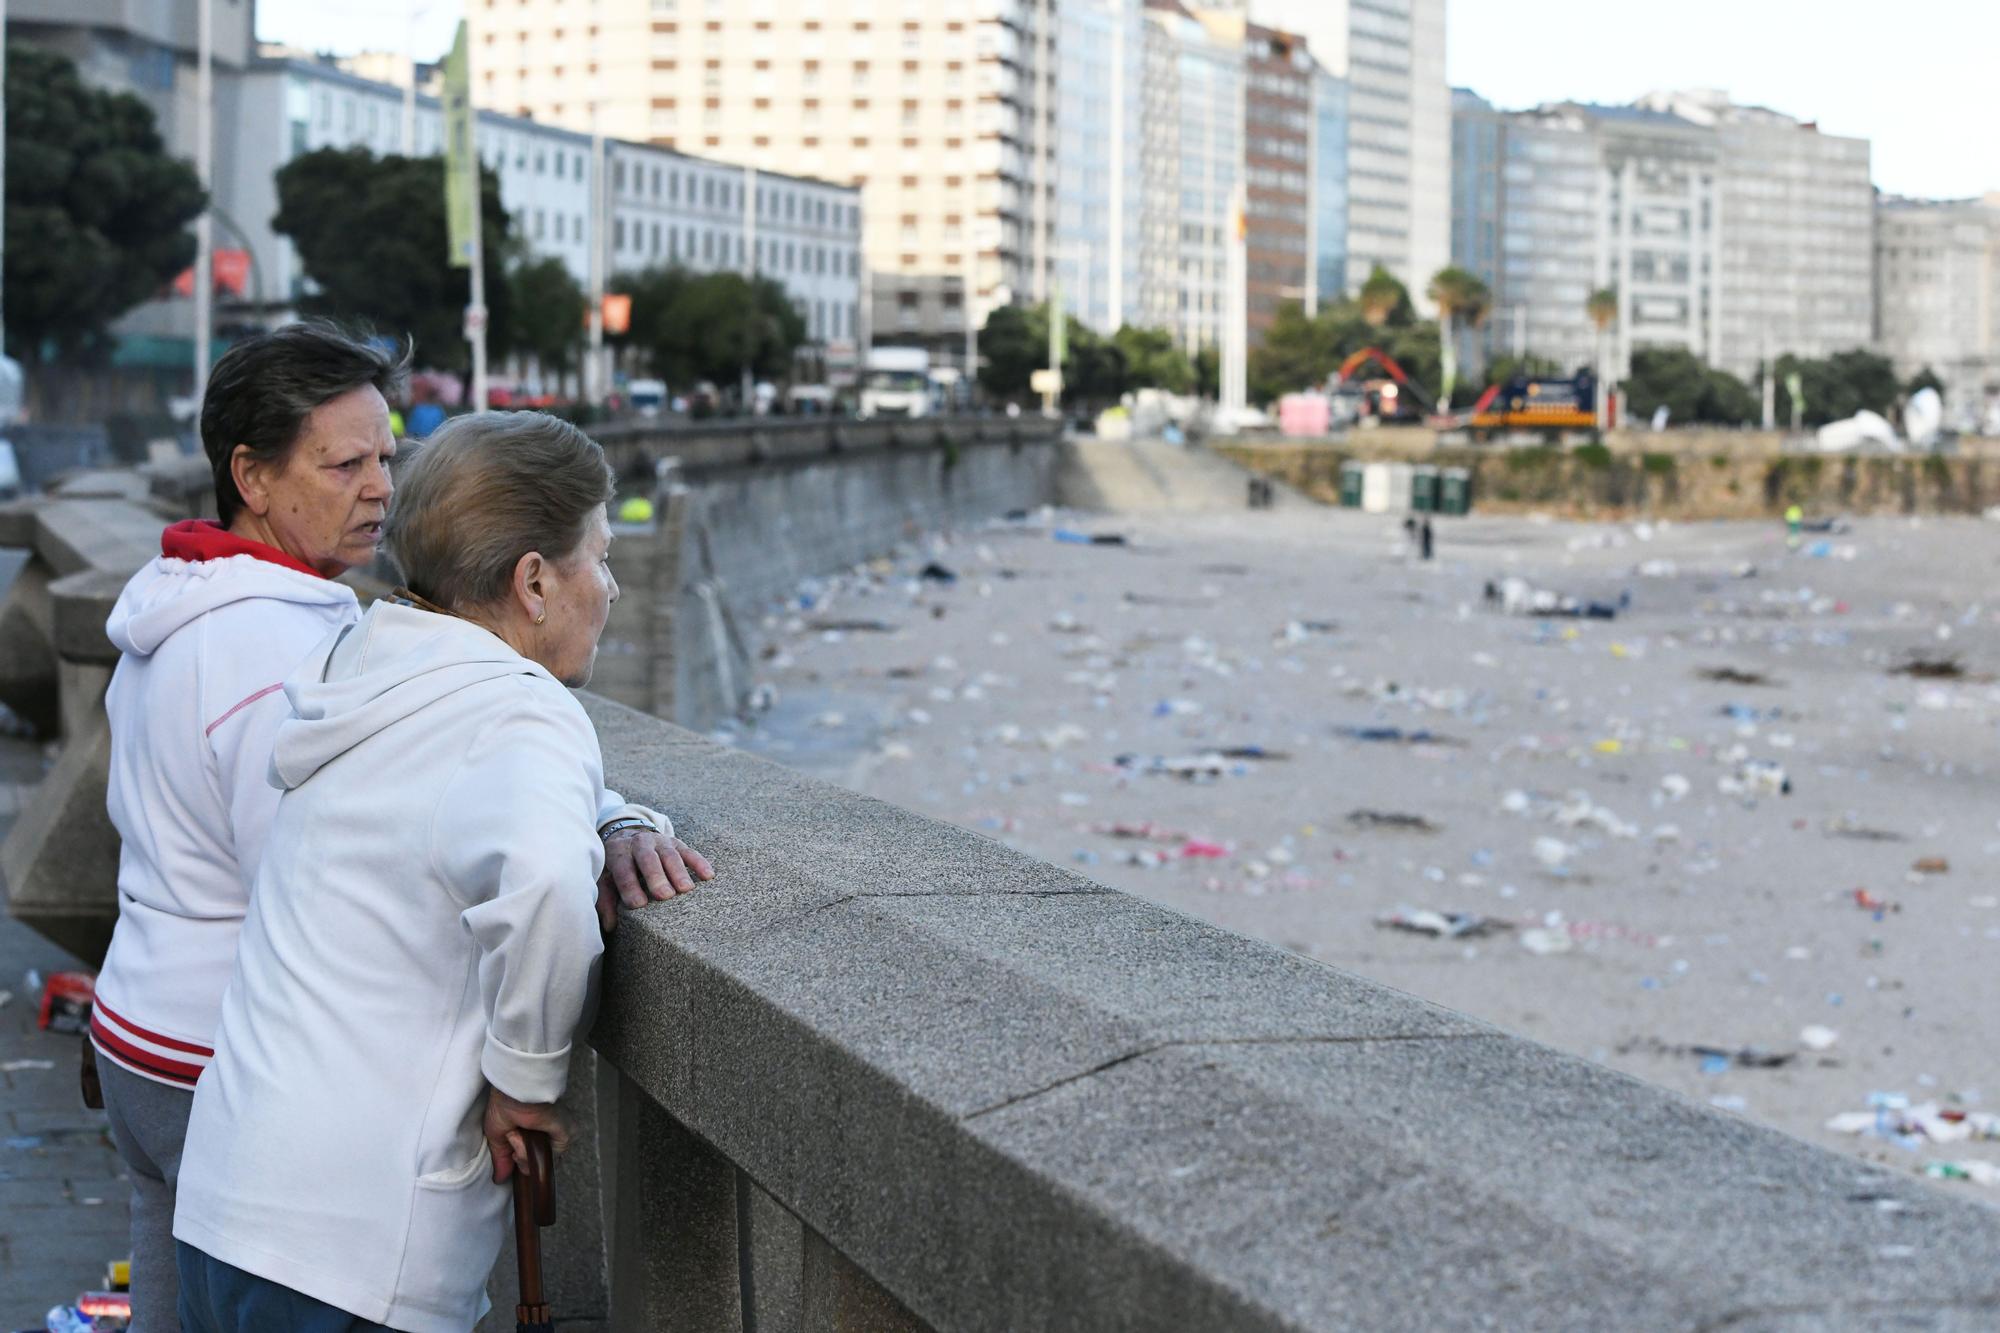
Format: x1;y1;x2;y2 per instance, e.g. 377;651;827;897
468;0;1058;382
1876;195;2000;428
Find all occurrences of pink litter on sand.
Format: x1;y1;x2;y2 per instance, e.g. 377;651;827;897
1179;839;1229;859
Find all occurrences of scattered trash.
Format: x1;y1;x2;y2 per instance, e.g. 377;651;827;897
1620;1038;1796;1070
1911;856;1950;876
917;562;958;584
1826;1096;2000;1145
1054;529;1128;546
1698;667;1777;686
806;617;898;633
1892;657;1966;680
1375;908;1513;940
1920;1161;2000;1187
1853;888;1899;914
1719;760;1791;799
1;1059;54;1072
1799;1026;1840;1052
1347;810;1440;834
35;972;94;1034
1333;725;1464;747
1520;927;1573;956
1825;818;1904;843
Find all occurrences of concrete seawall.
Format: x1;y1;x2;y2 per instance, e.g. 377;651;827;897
590;417;1062;731
1220;438;2000;520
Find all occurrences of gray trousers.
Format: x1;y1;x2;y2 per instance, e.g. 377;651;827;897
100;1057;196;1333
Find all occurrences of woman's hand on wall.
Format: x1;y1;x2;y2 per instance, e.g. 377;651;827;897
596;829;716;931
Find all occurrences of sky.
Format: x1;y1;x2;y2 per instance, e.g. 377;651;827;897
257;0;2000;201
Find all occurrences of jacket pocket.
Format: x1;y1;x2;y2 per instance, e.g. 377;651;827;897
414;1140;492;1191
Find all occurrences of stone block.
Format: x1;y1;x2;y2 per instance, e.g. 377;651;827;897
49;569;131;665
0;715;116;963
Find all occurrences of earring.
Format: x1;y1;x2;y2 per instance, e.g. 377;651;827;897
534;612;547;625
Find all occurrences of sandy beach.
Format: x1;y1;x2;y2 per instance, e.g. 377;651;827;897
729;503;2000;1196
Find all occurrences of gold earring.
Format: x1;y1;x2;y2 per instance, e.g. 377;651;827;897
534;612;546;625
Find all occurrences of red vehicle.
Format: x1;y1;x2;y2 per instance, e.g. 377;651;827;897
1325;348;1435;423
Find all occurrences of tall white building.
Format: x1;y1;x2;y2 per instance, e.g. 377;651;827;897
1138;3;1243;355
1054;0;1147;334
1239;0;1449;304
1637;89;1874;380
1876;195;2000;426
467;0;1059;380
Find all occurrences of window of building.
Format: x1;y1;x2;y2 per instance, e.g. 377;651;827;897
615;218;626;250
555;213;566;241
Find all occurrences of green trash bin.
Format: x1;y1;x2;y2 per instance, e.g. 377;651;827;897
1439;467;1473;516
1339;461;1364;509
1410;465;1440;514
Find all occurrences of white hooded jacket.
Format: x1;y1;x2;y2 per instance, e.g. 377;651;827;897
91;523;664;1090
175;601;611;1333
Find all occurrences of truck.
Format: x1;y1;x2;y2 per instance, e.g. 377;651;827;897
857;347;933;419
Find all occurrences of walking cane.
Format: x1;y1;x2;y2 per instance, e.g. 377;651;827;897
512;1130;556;1333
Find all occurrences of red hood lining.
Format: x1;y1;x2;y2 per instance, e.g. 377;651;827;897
159;520;328;580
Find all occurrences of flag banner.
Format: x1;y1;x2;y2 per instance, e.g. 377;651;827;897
443;21;477;268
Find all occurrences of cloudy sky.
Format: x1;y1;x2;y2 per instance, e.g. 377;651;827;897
257;0;1998;200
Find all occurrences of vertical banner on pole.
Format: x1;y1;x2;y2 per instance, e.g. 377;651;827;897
442;20;489;408
443;24;476;269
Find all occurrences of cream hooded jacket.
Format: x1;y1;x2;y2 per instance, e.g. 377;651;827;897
175;601;611;1333
91;523;664;1090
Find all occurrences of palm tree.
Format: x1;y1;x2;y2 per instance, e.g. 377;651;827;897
1586;287;1618;428
1359;265;1407;328
1427;266;1491;413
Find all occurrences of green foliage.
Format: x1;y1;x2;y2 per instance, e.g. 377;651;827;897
1482;354;1567;389
1194;345;1220;399
274;147;515;372
1585;287;1618;332
1768;349;1900;428
508;256;587;378
1111;324;1195;395
1623;347;1758;426
1427;267;1492;327
1572;442;1613;469
4;44;206;364
610;266;805;388
976;303;1188;406
1641;452;1676;476
1359;265;1413;326
1247;297;1442;406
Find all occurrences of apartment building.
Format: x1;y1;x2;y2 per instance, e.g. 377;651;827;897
224;56;861;372
1053;0;1147;334
1140;3;1244;355
468;0;1057;377
1639;89;1874;379
1876;195;2000;425
1239;21;1314;343
1310;65;1351;314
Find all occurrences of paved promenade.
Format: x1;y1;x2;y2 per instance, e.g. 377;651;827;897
0;734;128;1331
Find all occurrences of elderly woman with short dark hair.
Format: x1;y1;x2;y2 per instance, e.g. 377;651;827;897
173;412;661;1332
95;328;708;1331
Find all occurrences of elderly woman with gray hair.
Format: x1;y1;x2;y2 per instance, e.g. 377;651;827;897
171;413;666;1332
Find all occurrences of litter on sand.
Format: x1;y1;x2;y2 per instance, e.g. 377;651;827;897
1334;725;1465;747
806;617;899;633
1375;908;1513;940
1698;666;1779;687
1054;529;1129;546
1347;810;1441;834
1920;1161;2000;1187
1911;856;1951;876
1826;1096;2000;1145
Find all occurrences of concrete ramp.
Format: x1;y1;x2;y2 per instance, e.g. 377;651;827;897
1057;436;1313;513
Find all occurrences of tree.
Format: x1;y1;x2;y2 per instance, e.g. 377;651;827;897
1585;288;1618;427
274;147;515;375
976;302;1043;401
1624;347;1757;426
1246;295;1444;407
1111;325;1195;394
3;44;206;364
509;256;587;387
1194;345;1221;400
1427;266;1491;411
1906;365;1947;400
1482;354;1565;390
609;266;806;394
1771;348;1899;427
1359;265;1411;327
